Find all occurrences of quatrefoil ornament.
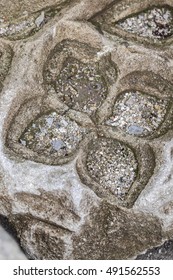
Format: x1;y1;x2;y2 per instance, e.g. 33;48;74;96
1;0;173;260
6;40;168;208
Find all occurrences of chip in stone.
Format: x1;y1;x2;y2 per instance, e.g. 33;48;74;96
19;111;87;158
86;138;137;199
106;91;168;137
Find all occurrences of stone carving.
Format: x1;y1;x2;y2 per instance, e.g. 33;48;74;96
0;0;69;40
1;0;173;259
44;41;110;117
0;42;13;83
106;91;168;137
19;110;89;164
91;3;173;44
117;7;173;40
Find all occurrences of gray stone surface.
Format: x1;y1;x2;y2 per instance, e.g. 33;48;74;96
136;240;173;260
0;226;26;260
1;0;173;260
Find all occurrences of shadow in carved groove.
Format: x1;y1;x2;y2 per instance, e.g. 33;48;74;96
90;3;173;45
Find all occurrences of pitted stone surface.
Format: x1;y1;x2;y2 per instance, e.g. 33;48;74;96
91;2;173;45
118;6;173;40
86;138;137;199
106;91;168;137
0;0;69;40
50;58;107;116
43;41;114;118
1;0;173;260
20;111;88;159
0;11;51;40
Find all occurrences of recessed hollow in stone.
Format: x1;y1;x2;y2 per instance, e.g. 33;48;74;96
86;138;137;199
45;57;108;116
19;111;87;158
0;7;62;40
106;91;168;137
117;6;173;40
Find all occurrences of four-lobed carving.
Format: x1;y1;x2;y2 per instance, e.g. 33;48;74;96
1;0;173;259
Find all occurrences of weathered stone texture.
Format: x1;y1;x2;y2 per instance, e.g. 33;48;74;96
1;0;173;259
